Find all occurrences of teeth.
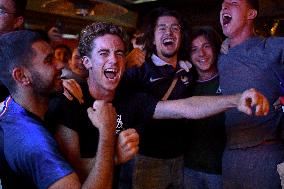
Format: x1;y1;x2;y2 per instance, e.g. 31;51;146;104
199;59;207;63
105;68;117;73
223;13;232;19
163;38;174;43
223;13;232;25
104;68;118;79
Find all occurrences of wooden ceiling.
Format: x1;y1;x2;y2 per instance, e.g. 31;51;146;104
24;0;284;36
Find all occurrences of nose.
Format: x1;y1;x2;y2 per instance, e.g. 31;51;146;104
164;26;173;34
198;48;205;57
54;58;64;70
109;53;118;65
221;2;228;11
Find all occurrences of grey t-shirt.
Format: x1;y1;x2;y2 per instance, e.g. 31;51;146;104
218;36;284;149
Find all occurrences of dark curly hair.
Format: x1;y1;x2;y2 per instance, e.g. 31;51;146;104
142;7;191;61
78;22;128;58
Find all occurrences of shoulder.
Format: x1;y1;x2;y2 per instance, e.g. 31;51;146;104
265;36;284;45
259;37;284;51
3;120;58;155
3;121;74;189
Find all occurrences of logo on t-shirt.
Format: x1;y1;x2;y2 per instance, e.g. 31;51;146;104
149;77;164;83
116;114;124;134
216;86;222;94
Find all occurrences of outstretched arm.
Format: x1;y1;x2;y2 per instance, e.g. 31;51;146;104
153;88;269;119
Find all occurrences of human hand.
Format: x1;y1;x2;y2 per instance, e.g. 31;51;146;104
87;100;117;136
126;48;145;68
237;88;269;116
63;79;84;104
48;27;63;42
115;128;139;164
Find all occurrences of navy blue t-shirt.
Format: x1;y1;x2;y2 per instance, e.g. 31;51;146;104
0;96;73;189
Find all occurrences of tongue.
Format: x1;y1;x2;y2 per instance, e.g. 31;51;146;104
223;16;231;25
105;71;116;79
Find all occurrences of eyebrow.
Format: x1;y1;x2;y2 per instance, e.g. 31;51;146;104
97;49;125;53
97;49;110;53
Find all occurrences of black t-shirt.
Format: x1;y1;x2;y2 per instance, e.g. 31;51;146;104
46;82;158;158
184;76;226;174
118;57;194;158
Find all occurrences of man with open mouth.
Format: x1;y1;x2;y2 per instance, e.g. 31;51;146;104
218;0;284;188
117;7;195;189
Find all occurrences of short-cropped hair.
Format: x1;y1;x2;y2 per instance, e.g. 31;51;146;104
0;30;42;94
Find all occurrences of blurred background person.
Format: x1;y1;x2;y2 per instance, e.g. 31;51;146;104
126;30;145;68
0;0;27;102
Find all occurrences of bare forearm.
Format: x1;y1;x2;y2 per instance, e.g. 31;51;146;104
82;133;115;189
153;95;239;119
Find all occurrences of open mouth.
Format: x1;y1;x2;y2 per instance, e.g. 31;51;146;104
223;13;232;25
163;38;174;46
104;68;118;79
199;59;206;63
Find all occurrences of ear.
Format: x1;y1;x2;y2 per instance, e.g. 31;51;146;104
82;56;92;70
12;67;30;86
248;9;257;20
13;16;24;30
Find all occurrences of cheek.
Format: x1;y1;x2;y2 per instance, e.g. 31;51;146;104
120;61;126;72
207;49;214;59
190;53;198;63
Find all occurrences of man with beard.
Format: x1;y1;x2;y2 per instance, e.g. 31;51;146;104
0;30;118;189
218;0;284;188
117;7;194;188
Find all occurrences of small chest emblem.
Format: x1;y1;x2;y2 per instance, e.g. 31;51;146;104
116;114;124;134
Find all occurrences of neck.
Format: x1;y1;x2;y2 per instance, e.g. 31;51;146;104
158;54;178;69
13;91;49;120
87;81;114;102
228;24;255;48
197;69;218;81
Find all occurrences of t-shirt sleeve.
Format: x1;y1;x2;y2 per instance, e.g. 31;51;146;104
5;126;74;189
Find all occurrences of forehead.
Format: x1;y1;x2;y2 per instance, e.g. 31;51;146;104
0;0;15;10
222;0;247;5
156;16;179;25
72;48;79;55
55;47;68;53
92;34;125;50
192;35;209;45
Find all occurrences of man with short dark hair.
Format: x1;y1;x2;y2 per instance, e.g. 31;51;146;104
0;30;117;189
